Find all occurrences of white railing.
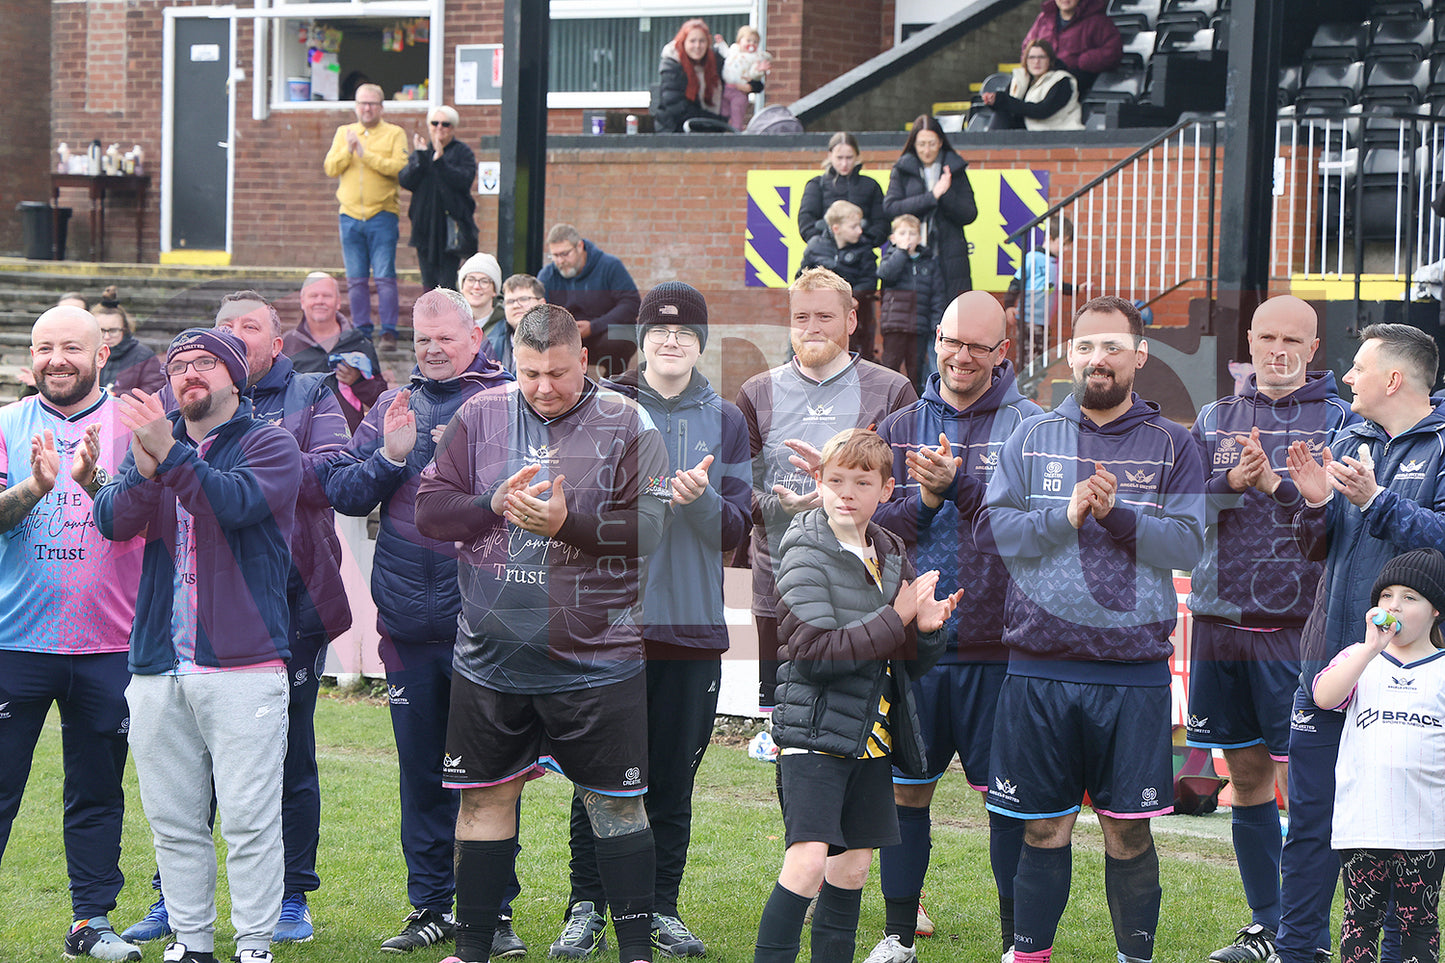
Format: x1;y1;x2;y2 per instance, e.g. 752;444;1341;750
1012;114;1224;383
1271;110;1445;298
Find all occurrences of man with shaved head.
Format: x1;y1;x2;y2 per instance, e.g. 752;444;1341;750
1186;295;1358;963
0;306;145;961
867;291;1041;963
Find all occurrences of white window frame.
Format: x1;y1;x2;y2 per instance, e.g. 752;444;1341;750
244;0;442;119
546;0;756;109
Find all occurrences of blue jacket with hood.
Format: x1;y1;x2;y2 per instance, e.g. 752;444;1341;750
977;393;1204;683
94;398;302;673
321;351;513;647
1294;401;1445;700
875;362;1041;663
608;366;753;651
1189;371;1358;626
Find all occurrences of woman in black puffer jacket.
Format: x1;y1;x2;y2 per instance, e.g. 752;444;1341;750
883;115;978;299
651;18;761;132
797;132;889;247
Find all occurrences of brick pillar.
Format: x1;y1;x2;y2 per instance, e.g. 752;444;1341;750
765;0;891;106
0;0;52;255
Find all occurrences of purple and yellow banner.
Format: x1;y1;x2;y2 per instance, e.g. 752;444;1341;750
744;168;1051;292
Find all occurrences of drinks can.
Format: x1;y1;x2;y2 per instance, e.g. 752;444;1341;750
626;114;638;135
590;115;606;135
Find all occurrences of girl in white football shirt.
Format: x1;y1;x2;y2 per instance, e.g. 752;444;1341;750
1313;547;1445;963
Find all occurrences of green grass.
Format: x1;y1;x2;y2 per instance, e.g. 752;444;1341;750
0;686;1341;962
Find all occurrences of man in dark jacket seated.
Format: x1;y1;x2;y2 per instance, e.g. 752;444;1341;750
538;223;641;379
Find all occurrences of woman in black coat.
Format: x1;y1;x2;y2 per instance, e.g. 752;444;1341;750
797;132;889;247
883;115;978;299
651;18;760;133
797;132;888;359
399;104;477;291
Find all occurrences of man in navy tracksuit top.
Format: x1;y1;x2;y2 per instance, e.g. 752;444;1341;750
1273;323;1445;963
977;296;1204;963
870;292;1040;963
123;293;355;946
95;328;302;963
1184;296;1358;963
558;283;752;959
321;288;515;955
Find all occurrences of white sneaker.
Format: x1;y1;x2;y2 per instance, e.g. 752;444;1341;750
235;951;274;963
863;934;917;963
1002;949;1015;963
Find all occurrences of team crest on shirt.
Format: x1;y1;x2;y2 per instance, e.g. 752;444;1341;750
387;684;408;705
1122;468;1157;490
1291;708;1316;732
1390;675;1417;690
1218;437;1237;452
992;776;1018;801
803;402;835;423
976;450;999;471
0;701;10;719
1396;459;1428;480
443;754;462;770
526;443;560;469
1187;714;1208;730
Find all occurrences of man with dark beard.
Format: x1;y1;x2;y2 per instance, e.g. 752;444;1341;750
735;267;918;715
94;328;301;963
0;306;145;962
975;296;1204;963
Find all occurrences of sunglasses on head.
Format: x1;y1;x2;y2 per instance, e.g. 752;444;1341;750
429;120;452;128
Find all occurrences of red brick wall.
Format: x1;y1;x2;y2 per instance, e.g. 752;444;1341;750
0;0;51;256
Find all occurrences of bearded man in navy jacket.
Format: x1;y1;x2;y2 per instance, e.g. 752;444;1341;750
977;296;1204;963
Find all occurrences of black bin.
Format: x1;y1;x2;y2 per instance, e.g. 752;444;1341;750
15;203;70;260
17;201;51;260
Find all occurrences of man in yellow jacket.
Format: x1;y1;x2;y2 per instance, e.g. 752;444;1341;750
324;83;409;349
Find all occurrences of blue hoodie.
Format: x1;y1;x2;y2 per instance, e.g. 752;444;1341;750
977;393;1204;683
321;351;513;647
94;398;302;673
1189;371;1358;626
1295;401;1445;698
875;363;1042;662
609;367;753;651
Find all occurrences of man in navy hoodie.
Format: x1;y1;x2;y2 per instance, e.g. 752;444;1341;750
321;288;515;956
555;282;752;959
95;328;302;963
1273;323;1445;963
1185;296;1357;963
869;291;1041;963
977;296;1204;963
538;223;641;378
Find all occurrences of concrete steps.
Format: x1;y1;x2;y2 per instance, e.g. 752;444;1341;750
0;258;426;404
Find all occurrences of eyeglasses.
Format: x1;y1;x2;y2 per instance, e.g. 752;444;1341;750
504;295;542;308
548;245;581;262
429;120;452;128
356;100;383;108
166;356;222;376
645;327;699;347
936;334;1005;358
460;275;492;287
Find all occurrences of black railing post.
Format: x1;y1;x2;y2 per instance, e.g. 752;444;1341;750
497;0;548;278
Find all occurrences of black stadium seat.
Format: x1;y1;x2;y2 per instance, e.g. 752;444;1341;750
1160;26;1214;53
1120;30;1157;68
1108;0;1162;33
1081;68;1146;109
1360;58;1430;109
1367;18;1433;61
1370;0;1429;21
1278;64;1302;107
1294;60;1365;113
1304;23;1369;65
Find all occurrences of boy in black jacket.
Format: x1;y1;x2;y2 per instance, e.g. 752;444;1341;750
878;213;946;394
800;201;881;361
754;429;959;963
